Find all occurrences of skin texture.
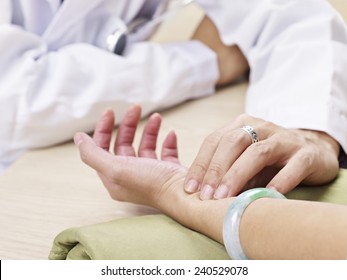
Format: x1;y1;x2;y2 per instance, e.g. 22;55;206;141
74;107;347;259
183;114;340;200
192;16;249;86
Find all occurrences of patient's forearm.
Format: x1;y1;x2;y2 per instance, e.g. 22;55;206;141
162;187;347;259
240;198;347;259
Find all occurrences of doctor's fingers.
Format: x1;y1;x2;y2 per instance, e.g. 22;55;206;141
209;129;326;198
184;114;275;194
114;105;142;156
184;125;233;193
93;109;115;151
197;128;262;199
266;142;339;194
264;152;317;194
209;138;292;199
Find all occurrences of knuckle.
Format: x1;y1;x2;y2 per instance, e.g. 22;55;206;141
261;119;277;129
249;142;272;158
236;113;250;123
193;161;209;175
204;132;223;146
221;131;243;145
206;163;226;180
223;167;241;184
297;150;316;169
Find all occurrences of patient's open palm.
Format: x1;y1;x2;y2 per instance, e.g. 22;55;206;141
74;105;187;208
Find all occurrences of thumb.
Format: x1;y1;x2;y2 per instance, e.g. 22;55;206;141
74;132;112;175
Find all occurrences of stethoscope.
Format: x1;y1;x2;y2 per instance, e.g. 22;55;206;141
106;0;194;55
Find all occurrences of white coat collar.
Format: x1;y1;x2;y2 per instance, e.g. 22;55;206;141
43;0;105;42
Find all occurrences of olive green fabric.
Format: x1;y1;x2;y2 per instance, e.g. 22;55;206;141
49;169;347;260
49;214;230;260
286;169;347;203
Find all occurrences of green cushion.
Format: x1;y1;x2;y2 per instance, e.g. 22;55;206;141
286;169;347;203
49;169;347;260
49;214;229;260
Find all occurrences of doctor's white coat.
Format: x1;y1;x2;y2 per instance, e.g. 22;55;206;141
0;0;346;169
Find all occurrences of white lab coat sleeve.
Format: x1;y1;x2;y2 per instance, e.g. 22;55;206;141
197;0;347;153
0;24;219;164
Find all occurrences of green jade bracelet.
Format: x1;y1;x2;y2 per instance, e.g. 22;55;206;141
223;188;286;260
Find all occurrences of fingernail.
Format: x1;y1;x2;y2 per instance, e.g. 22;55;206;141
185;179;199;193
267;186;278;191
74;133;83;146
214;184;229;199
200;184;214;200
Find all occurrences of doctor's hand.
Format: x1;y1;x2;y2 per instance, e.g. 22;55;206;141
184;114;340;200
74;105;185;207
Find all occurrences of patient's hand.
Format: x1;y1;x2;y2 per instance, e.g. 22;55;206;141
74;106;235;244
92;105;179;163
74;105;187;208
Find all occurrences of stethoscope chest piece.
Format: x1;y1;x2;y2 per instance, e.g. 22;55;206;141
106;0;194;56
106;29;127;55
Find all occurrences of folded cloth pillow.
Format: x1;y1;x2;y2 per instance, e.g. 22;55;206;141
49;169;347;260
286;168;347;203
49;214;230;260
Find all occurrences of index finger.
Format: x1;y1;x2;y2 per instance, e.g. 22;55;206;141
184;126;228;193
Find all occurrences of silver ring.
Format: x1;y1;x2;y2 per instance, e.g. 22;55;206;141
241;125;259;144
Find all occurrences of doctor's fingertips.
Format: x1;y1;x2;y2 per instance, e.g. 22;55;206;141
213;184;229;199
184;179;199;193
185;179;199;193
200;184;215;200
